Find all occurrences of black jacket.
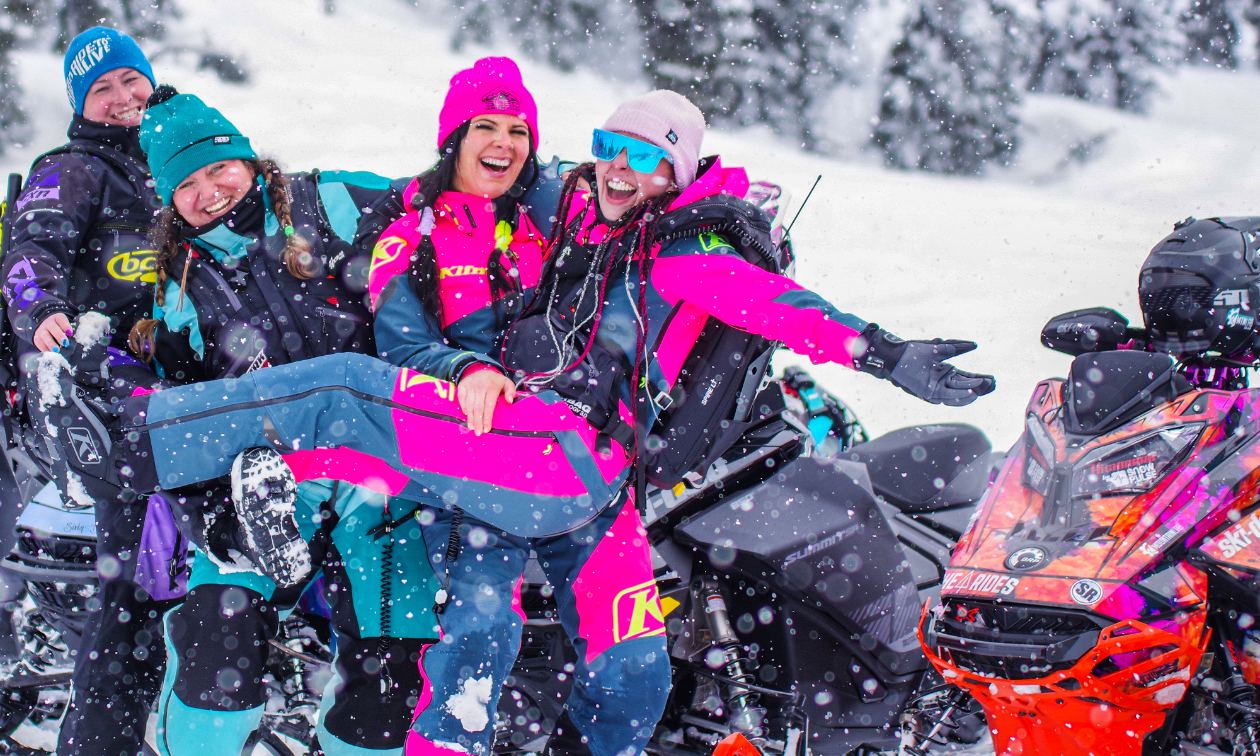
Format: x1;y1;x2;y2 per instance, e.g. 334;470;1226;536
149;171;384;383
2;116;161;349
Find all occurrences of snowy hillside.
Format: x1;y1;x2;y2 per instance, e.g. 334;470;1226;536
4;0;1260;450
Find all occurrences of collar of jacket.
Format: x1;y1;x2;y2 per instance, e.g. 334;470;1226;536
185;181;269;265
434;191;500;238
67;114;145;161
434;190;538;246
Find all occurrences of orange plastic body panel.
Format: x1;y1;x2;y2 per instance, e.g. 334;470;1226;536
921;606;1207;756
711;733;763;756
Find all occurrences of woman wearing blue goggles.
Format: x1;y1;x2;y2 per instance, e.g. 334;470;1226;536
590;128;677;220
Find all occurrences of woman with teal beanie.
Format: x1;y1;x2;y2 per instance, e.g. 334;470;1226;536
112;88;438;756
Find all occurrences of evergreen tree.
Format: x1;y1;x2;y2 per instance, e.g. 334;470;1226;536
6;0;175;51
1025;0;1183;112
0;23;29;156
871;0;1020;175
1239;0;1260;66
0;0;178;154
635;0;864;151
1182;0;1238;67
447;0;636;76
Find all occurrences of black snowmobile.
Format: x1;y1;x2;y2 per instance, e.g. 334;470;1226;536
496;367;1000;756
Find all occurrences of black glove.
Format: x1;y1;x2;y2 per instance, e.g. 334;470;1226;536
856;325;996;406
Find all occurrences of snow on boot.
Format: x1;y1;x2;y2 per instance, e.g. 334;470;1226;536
70;312;113;390
24;346;120;507
230;447;311;587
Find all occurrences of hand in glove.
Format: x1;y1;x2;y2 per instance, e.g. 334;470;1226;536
855;325;996;406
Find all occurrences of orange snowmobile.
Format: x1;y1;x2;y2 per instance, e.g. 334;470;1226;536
915;217;1260;756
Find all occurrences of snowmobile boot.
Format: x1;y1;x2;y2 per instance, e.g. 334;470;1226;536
67;311;114;391
231;447;311;588
24;349;121;508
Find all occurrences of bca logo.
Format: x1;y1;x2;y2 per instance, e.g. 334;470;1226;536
107;250;157;283
612;580;666;643
1069;579;1103;605
67;427;101;465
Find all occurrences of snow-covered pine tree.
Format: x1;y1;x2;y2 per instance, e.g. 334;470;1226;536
0;24;29;156
0;0;176;154
634;0;863;151
871;0;1020;175
1239;0;1260;65
6;0;175;52
1181;0;1238;67
1025;0;1183;112
447;0;636;76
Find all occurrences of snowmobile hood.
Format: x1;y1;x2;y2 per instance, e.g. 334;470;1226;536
666;156;749;212
943;377;1260;620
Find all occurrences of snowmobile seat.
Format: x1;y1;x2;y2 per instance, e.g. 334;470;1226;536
843;424;992;513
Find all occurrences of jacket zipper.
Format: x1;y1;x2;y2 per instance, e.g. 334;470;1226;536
315;306;365;323
96;222;151;232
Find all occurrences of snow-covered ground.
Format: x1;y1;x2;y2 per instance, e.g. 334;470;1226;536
4;0;1260;451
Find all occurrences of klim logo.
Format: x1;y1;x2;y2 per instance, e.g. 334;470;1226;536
371;236;410;271
398;369;456;401
612;580;666;643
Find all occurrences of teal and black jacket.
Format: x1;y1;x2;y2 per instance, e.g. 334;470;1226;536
147;170;390;383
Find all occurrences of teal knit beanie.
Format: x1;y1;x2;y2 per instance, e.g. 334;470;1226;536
140;92;256;204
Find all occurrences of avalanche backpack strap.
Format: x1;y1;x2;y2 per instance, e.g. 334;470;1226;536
654;194;781;273
34;140;152;201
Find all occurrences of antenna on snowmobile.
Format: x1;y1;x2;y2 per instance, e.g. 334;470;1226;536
786;175;821;236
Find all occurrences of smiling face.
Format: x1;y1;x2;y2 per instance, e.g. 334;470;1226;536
171;160;257;227
80;67;153;127
451;114;531;199
594;132;676;222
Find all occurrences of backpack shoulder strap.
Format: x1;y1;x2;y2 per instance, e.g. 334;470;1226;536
34;140;151;197
656;194;782;273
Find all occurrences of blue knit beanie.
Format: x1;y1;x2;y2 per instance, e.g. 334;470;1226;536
63;27;155;114
140;93;256;205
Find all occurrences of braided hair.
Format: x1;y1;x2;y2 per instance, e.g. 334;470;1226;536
127;156;315;361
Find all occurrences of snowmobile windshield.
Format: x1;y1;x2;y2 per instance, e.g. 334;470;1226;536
1063;351;1189;435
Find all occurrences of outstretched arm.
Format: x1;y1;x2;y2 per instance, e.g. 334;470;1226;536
651;246;994;405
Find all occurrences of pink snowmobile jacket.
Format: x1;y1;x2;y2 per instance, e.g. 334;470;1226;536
368;180;545;383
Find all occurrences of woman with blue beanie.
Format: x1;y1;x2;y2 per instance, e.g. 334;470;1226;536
0;25;169;756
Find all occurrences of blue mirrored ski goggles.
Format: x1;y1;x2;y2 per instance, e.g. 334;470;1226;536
590;129;674;172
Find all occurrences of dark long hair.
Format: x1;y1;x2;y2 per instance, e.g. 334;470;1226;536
407;122;538;325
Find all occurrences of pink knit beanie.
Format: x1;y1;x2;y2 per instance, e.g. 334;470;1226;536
601;90;706;188
438;57;539;150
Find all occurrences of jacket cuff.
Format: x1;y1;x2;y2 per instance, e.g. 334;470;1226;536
12;299;75;341
453;359;501;383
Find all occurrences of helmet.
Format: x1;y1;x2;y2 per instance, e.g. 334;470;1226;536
1139;217;1260;357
